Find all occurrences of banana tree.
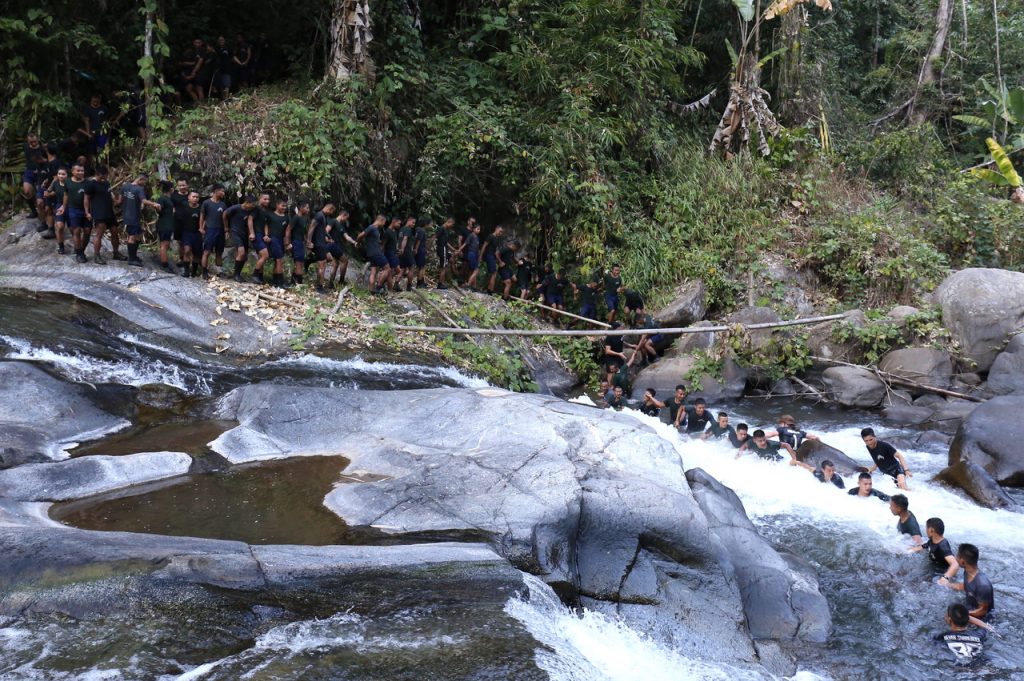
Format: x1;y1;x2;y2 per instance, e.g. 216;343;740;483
710;0;832;158
953;80;1024;150
971;137;1024;204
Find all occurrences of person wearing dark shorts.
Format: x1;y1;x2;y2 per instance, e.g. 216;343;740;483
305;201;336;291
120;173;160;267
942;543;995;624
36;143;60;232
84;165;117;264
413;217;429;288
537;269;569;321
624;289;645;326
357;214;390;293
65;163;90;262
603;264;623;323
264;198;290;287
326;209;357;289
497;241;520;299
286;201;310;285
435;217;454;289
46;167;69;254
199;184;227;279
154;181;177;272
381;217;401;289
889;494;922;543
911;517;960;579
481;225;504;293
79;95;109;158
465;222;482;290
577;272;600;320
177;191;203;277
226;195;257;282
847;472;891;501
397;216;416;292
249;193;272;284
21;133;46;219
171;178;191;266
861;427;911;490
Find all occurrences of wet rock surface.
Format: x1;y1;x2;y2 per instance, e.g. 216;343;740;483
934;461;1016;509
948;395;1024;486
934;268;1024;372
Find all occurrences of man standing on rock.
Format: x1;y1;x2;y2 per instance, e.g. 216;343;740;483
249;192;272;284
413;217;429;289
910;518;959;580
199;184;227;279
178;190;203;277
120;173;161;268
847;472;891;501
861;427;912;491
264;197;290;288
435;217;454;289
889;494;922;543
603;263;624;324
171;178;191;267
357;214;390;294
154;181;177;272
305;201;335;291
84;165;118;264
226;194;257;282
65;163;91;262
286;200;310;286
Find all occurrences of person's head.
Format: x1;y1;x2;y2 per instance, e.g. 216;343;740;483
56;167;68;183
176;177;189;194
717;412;729;427
259;192;271;209
187;190;200;206
956;543;979;569
71;163;85;180
780;414;796;427
644;388;656;401
134;173;149;187
613;386;623;398
235;33;246;44
694;398;706;414
599;380;610;395
946;603;970;629
94;164;108;179
752;429;767;444
404;216;415;227
674;384;686;400
509;240;521;252
25;132;39;146
861;427;877;448
192;38;204;50
606;362;619;374
443;217;455;228
217;35;227;47
211;183;225;199
242;194;256;209
297;200;310;215
45;142;58;157
89;94;102;108
320;201;335;216
736;423;749;437
159;180;173;195
275;197;287;213
494;224;505;236
820;459;835;478
391;216;402;228
857;472;873;495
467;216;477;227
472;223;481;235
374;213;387;226
889;494;909;516
926;517;945;538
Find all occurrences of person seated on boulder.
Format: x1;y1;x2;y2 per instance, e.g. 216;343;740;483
940;543;995;626
606;385;628;411
847;472;891;501
624;288;645;327
910;517;959;579
813;459;845;489
664;385;687;430
861;427;912;490
603;322;635;383
889;493;922;544
934;603;986;665
729;422;751;449
639;388;664;417
629;312;660;365
776;414;819;450
738;429;813;470
683;398;714;437
701;412;735;441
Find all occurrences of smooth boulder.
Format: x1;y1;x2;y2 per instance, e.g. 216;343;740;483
934;461;1016;510
633;354;747;401
934;268;1024;371
948;395;1024;486
878;347;953;391
987;334;1024;396
821;366;886;407
653;279;706;328
795;440;865;475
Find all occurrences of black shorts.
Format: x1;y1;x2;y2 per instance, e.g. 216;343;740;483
368;252;388;268
499;266;514;281
230;230;249;248
880;465;906;480
437;248;448;267
399;253;414;269
311;242;328;262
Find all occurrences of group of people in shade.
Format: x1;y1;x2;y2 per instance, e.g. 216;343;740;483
599;383;997;664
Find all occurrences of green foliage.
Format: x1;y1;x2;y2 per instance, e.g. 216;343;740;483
831;306;951;365
290;304;327;350
683;350;724;392
971;137;1022;188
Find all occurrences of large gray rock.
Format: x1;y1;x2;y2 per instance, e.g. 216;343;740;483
726;306;781;350
987;334;1024;395
949;395;1024;486
686;468;831;643
665;320;718;357
0;451;191;501
878;347;953;391
212;385;825;659
0;361;128;468
795;440;866;475
633;354;747;401
807;310;866;363
934;461;1016;510
934;268;1024;371
821;366;886;407
653;279;706;328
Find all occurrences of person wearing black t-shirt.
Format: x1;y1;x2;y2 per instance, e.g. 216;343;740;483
701;412;736;442
889;494;922;543
84;165;117;264
199;184;227;279
233;34;252;87
663;385;687;430
249;193;272;284
177;191;203;277
603;264;624;324
264;198;291;287
285;201;311;285
603;322;632;383
327;209;358;290
21;133;46;218
639;388;664;417
911;517;959;579
154;181;177;272
79;95;109;158
516;256;535;300
729;423;752;449
65;163;90;262
624;289;645;327
847;472;891;501
357;214;390;293
813;459;845;489
225;195;257;282
941;543;995;624
683;399;713;436
481;225;504;294
738;429;811;469
435;218;454;289
861;427;911;490
305;202;336;291
934;603;986;664
576;272;600;320
776;415;819;450
413;217;429;288
171;178;191;266
46;167;69;254
497;241;520;300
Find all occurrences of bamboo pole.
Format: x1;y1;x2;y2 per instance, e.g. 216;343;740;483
390;312;850;338
512;297;612;329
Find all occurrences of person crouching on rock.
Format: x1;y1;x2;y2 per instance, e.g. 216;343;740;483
861;427;912;490
813;459;845;489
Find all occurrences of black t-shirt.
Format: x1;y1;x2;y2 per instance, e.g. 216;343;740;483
922;537;955;570
155;196;176;233
604;273;622;295
777;426;808;449
814;469;845;489
625;290;644;309
965;571;995;619
266;212;289;240
251;207;270;235
705;421;735;440
684;407;713;434
225;204;252;235
517;262;533;287
543;275;569;297
847;487;891;502
310;211;329;243
171;191;189;212
498;246;515;268
82;103;108;134
465;232;479;256
399;226;414;257
435;225;448;252
867;440;902;476
481;233;499;256
605;334;624;354
750;440;783;461
201;199;226;231
361;224;383;257
729;431;751;449
897;511;922;538
289;214;308;242
639;401;661;417
180;204;201;233
65;178;87;210
934;629;985;664
578;281;597;305
382;227;398;255
85;179;114;220
414;225;427;252
24;142;46;172
665;398;686;424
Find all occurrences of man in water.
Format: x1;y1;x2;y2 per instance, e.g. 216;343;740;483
911;517;959;579
639;388;664;417
861;427;912;490
664;385;687;431
606;385;627;411
934;603;986;665
603;322;631;383
776;415;819;450
683;398;713;437
739;429;802;466
701;412;735;441
813;459;845;489
940;543;995;624
889;494;922;543
847;472;891;501
729;423;752;449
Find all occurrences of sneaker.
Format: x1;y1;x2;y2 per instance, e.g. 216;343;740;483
57;243;66;255
41;229;56;239
176;261;185;268
112;252;127;261
75;253;87;263
183;269;191;278
416;281;427;289
315;284;326;293
437;284;448;290
127;258;144;268
251;276;265;285
233;274;243;283
202;271;210;280
36;223;48;233
93;254;107;265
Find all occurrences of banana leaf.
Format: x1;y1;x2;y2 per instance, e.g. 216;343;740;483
986;137;1022;187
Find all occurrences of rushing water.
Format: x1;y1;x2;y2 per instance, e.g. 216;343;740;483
2;291;1022;680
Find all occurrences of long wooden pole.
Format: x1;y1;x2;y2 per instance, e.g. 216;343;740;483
390;312;849;338
512;297;612;328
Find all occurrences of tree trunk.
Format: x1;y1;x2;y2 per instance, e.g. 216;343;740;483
909;0;953;124
142;5;155;130
326;0;373;82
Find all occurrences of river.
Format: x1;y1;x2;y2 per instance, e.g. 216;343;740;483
0;292;1021;680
